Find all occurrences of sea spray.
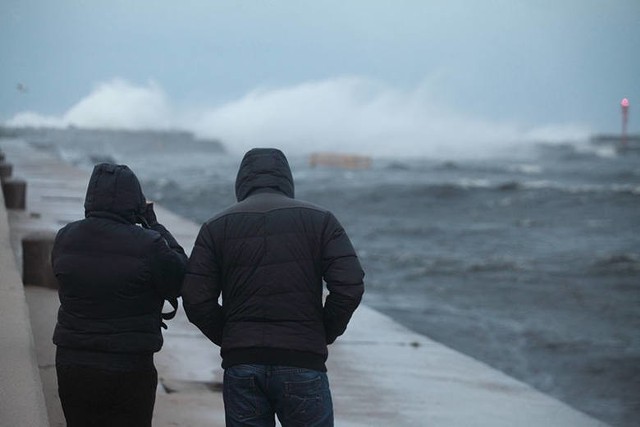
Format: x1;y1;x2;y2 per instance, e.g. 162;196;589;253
6;77;592;159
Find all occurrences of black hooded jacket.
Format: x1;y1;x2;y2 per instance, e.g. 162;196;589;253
182;148;365;372
52;163;187;370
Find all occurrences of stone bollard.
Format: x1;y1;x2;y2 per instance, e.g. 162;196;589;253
0;160;12;180
2;178;26;209
22;230;58;289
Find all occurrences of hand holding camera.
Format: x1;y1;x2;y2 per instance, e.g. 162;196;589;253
142;201;158;226
137;201;158;227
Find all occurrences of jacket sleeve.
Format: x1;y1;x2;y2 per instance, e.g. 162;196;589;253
181;223;224;345
149;222;188;300
322;212;365;344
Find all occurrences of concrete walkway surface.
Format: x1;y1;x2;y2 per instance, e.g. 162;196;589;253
0;137;609;426
0;157;49;426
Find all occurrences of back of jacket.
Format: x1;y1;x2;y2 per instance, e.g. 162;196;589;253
52;164;187;358
183;149;365;371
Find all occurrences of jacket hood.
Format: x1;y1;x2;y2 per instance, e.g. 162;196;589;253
235;148;294;201
84;163;146;222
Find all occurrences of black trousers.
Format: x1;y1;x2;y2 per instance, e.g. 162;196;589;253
56;365;158;427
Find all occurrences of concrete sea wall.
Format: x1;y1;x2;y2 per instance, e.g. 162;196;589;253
0;162;49;426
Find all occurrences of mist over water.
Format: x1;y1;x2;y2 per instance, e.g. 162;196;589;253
6;78;592;159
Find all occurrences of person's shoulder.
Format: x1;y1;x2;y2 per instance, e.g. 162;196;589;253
288;198;329;213
137;225;164;242
200;196;332;228
54;219;82;242
201;202;238;226
56;217;97;236
134;227;174;256
58;218;83;230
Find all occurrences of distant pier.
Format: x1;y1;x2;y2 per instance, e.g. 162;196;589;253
590;134;640;151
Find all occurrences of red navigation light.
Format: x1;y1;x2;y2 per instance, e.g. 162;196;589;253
621;98;629;148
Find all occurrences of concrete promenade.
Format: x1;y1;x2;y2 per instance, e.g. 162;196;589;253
0;137;609;426
0;152;49;427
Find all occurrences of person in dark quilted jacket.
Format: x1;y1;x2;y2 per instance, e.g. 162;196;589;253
183;148;365;427
51;163;187;427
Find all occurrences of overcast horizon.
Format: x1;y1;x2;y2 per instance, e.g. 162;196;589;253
2;0;639;149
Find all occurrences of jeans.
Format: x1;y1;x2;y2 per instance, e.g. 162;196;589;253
223;364;334;427
56;365;157;427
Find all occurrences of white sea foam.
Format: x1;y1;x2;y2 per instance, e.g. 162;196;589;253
5;77;592;159
507;164;543;175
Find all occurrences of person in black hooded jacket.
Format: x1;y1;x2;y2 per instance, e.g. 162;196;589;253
51;163;187;427
182;148;365;427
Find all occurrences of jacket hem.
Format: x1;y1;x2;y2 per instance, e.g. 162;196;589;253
222;347;327;372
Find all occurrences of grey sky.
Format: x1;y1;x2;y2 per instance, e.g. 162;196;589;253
1;0;639;134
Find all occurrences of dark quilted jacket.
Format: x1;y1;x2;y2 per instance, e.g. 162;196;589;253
182;148;364;371
52;163;187;362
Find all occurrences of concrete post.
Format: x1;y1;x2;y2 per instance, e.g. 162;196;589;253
22;231;58;289
2;178;26;210
0;161;12;180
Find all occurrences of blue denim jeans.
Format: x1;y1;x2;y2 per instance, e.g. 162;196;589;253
223;364;334;427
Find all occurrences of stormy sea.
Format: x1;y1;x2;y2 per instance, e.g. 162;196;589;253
1;126;638;426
